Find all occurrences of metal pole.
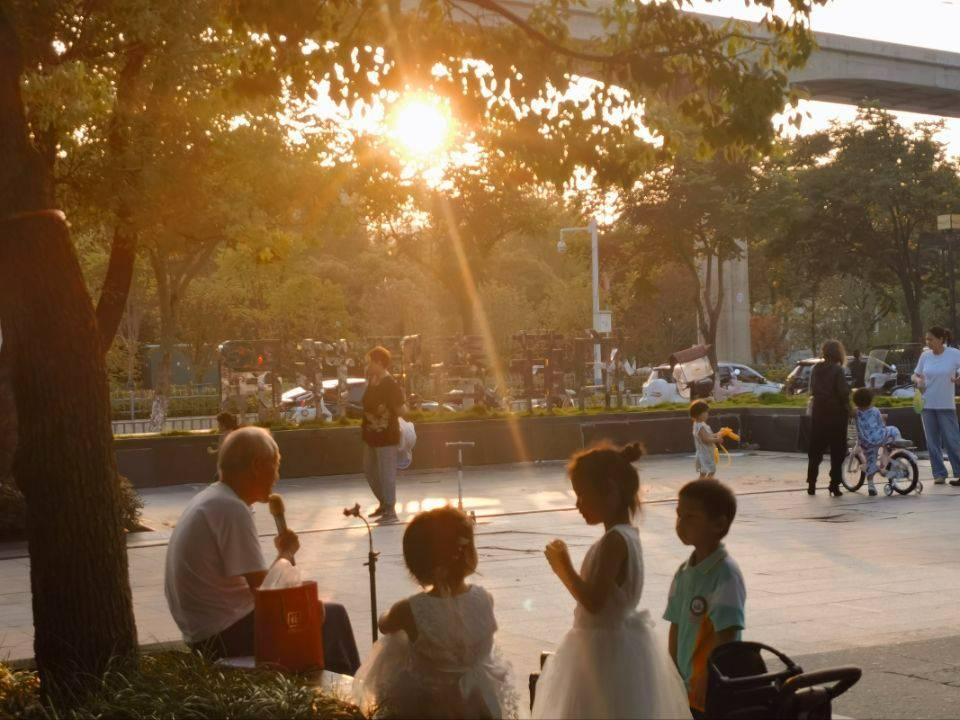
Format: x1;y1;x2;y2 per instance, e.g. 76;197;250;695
590;218;601;386
368;549;378;642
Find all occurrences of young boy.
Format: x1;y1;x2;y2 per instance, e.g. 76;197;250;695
853;388;903;497
664;479;746;718
690;400;723;479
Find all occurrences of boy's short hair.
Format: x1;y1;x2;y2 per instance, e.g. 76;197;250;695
689;400;710;418
852;387;874;409
679;479;737;537
367;345;391;368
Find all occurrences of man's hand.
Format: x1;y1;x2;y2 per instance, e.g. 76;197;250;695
274;529;300;561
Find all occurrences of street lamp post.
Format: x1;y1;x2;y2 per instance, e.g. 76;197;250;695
938;214;960;342
559;218;603;386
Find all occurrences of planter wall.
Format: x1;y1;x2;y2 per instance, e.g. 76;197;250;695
115;406;941;489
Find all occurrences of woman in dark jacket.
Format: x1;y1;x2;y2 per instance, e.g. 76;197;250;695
807;339;851;496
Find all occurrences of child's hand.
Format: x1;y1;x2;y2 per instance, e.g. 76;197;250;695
545;539;573;579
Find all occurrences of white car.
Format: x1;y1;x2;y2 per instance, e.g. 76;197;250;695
639;362;783;407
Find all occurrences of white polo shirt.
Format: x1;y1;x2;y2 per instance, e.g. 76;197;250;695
164;482;267;643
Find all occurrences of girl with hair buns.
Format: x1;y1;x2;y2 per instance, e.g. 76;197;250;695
913;326;960;485
532;442;691;720
353;506;516;719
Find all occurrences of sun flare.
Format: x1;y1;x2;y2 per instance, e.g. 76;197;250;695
389;94;453;158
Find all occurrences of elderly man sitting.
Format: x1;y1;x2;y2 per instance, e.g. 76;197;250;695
164;426;360;674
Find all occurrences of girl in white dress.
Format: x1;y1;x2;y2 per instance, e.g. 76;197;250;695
353;506;516;719
532;442;691;720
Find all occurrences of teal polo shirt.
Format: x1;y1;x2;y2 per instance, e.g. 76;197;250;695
663;543;746;710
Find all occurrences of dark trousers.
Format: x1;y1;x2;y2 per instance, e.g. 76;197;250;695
806;416;847;488
189;601;361;675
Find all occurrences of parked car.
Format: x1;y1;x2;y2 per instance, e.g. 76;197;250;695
418;401;459;413
640;362;783;406
785;358;854;396
280;386;332;423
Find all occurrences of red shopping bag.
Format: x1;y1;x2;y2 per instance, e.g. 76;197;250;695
255;580;325;671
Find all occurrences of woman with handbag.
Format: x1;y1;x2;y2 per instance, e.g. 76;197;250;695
807;340;851;496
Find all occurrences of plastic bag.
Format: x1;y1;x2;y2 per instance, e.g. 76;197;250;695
397;418;417;470
261;558;301;590
913;388;924;415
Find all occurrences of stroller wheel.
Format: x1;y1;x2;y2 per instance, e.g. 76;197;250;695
884;483;894;496
917;481;924;494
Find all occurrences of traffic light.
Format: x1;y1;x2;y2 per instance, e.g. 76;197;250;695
219;340;280;372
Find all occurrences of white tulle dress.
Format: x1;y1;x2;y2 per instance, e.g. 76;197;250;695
353;585;517;719
532;524;692;720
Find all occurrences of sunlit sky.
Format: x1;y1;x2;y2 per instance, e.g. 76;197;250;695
688;0;960;155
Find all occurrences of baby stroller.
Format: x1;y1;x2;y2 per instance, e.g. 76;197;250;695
705;641;861;720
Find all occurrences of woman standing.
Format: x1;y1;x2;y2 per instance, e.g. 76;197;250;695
361;346;408;524
807;340;851;497
912;326;960;486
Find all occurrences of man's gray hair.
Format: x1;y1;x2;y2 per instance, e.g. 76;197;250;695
218;426;279;479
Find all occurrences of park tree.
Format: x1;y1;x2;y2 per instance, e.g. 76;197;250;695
767;108;960;343
619;154;759;370
1;0;826;699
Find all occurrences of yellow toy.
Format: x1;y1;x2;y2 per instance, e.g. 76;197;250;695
713;427;741;466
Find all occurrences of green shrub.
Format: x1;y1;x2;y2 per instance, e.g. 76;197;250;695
117;476;145;532
0;653;365;720
0;659;40;718
0;476;143;542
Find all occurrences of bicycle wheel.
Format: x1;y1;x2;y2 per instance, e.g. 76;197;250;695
842;449;865;492
885;450;919;495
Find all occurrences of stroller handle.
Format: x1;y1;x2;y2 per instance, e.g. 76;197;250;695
709;641;802;687
780;666;862;700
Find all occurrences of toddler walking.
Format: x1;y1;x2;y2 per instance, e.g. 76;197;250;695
853;388;904;496
532;442;690;720
691;401;723;479
353;507;515;719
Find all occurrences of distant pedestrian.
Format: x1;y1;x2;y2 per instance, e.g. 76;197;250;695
208;412;240;456
807;340;851;497
849;350;867;389
361;346;408;524
912;326;960;486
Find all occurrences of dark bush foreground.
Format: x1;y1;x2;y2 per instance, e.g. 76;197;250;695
0;475;143;541
0;653;365;720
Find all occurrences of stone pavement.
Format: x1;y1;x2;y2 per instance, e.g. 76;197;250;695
2;450;960;718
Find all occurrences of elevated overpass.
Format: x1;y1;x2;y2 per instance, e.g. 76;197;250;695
492;2;960;361
496;1;960;117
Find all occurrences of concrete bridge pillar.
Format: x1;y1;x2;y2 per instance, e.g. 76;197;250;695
699;242;753;364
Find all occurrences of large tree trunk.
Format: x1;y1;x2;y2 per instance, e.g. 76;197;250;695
0;11;138;700
0;211;137;700
97;225;138;352
95;43;148;351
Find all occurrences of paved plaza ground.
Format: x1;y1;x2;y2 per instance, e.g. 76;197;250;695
3;450;960;717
